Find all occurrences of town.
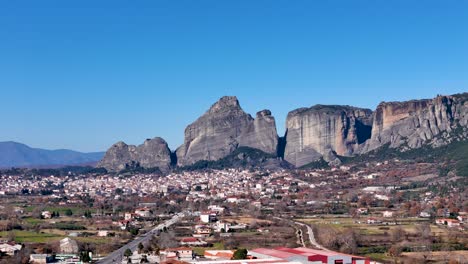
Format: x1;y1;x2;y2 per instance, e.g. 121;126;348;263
0;157;466;264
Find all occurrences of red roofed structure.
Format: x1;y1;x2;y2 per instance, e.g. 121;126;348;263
250;247;370;264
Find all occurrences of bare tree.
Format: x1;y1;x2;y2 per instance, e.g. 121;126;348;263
388;244;402;264
415;223;432;263
157;231;178;249
391;226;406;243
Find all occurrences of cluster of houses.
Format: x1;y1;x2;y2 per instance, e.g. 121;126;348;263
0;241;22;256
435;213;467;229
152;247;372;264
176;208;249;248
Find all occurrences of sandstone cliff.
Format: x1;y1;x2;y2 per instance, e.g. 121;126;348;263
176;96;278;166
284;105;373;167
98;137;172;172
359;93;468;152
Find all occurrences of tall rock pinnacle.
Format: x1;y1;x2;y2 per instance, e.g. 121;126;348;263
176;96;278;166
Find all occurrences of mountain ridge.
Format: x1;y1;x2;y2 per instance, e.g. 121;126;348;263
98;92;468;172
0;141;104;168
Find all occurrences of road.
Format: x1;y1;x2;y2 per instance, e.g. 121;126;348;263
293;221;329;251
273;216;328;251
96;212;185;264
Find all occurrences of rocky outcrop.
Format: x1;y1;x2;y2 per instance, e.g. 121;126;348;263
97;93;468;171
284;105;373;167
359;93;468;152
98;137;171;172
176;96;278;166
238;110;278;154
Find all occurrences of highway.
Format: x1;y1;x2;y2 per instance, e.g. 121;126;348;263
96;212;184;264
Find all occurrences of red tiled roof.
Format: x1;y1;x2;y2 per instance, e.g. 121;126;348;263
181;237;198;242
250;248;298;259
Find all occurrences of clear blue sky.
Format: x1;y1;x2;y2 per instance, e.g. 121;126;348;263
1;1;467;152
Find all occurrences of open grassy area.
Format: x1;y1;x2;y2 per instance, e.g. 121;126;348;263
364;253;390;262
24;205;93;216
192;242;225;255
75;236;114;244
402;250;468;263
22;217;44;225
0;230;63;243
222;217;272;225
297;217;434;236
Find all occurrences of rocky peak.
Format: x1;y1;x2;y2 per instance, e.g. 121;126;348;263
176;96;278;166
208;96;241;113
98;137;172;172
256;109;272;118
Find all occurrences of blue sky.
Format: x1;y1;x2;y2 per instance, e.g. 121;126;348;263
1;1;467;152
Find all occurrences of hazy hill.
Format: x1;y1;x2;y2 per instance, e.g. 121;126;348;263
0;141;104;168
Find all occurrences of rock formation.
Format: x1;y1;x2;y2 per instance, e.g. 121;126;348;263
98;137;172;172
97;93;468;171
176;96;278;166
359;93;468;152
284;105;373;167
238;110;278;154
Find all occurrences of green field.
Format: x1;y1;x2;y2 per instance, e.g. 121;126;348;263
192;242;225;255
24;205;93;216
22;217;44;225
0;230;63;243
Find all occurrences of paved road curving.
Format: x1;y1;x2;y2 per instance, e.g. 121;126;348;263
96;212;185;264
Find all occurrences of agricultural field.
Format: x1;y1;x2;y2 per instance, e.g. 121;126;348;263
297;216;467;263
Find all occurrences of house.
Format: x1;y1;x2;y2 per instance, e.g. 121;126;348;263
0;242;22;256
97;230;109;237
200;211;217;223
357;208;368;215
60;237;79;254
226;196;240;203
436;218;461;228
204;250;235;260
160;247;193;261
227;223;247;231
180;237;207;246
382;211;394;218
207;205;225;213
457;215;468;223
41;211;52;219
29;254;52;264
117;220;130;230
214;221;231;232
447;219;461;228
367;218;381;224
124;212;134;220
135;207;151;218
194;225;212;237
420;211;431;218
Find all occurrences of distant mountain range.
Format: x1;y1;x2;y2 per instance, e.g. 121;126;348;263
0;141;104;168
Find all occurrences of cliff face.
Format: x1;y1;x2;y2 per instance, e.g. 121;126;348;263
284;105;373;167
98;137;171;172
238;110;279;155
176;96;278;166
360;93;468;152
97;93;468;171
